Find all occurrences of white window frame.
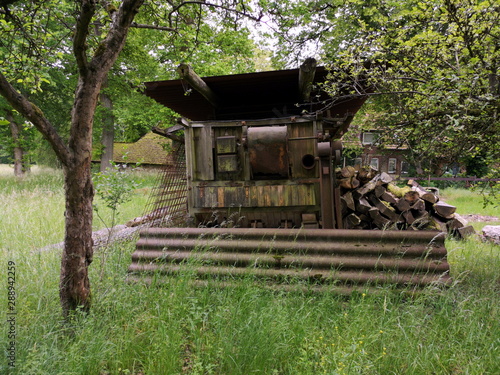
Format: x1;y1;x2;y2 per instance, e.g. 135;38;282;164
401;161;409;174
362;132;377;145
370;158;379;170
388;158;397;174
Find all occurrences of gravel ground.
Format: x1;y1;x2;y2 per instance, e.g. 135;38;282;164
461;214;499;222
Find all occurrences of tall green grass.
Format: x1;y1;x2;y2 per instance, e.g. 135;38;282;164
2;239;499;374
0;166;156;252
441;187;499;217
0;168;499;374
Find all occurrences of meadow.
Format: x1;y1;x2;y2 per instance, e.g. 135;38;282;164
0;165;499;374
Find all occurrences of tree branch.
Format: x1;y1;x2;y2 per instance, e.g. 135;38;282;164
0;0;18;7
73;0;96;75
169;1;263;23
90;0;145;74
0;72;71;166
131;22;177;32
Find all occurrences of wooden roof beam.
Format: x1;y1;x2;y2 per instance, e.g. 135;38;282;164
177;63;220;108
298;57;317;102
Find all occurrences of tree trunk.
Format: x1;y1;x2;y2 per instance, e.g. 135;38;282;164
60;161;94;315
6;111;28;177
59;72;101;317
99;79;115;172
0;0;146;318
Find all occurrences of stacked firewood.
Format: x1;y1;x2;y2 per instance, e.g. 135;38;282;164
338;165;475;238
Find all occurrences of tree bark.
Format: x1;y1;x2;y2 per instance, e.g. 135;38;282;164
6;111;29;176
99;79;115;172
60;159;94;315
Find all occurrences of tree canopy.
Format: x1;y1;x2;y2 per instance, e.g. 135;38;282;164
1;1;264;169
267;0;499;176
0;0;268;317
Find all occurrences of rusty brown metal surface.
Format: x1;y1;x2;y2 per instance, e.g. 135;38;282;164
247;126;289;178
129;227;450;290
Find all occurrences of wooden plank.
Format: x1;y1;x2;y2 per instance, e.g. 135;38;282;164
193;126;214;181
288;122;317;179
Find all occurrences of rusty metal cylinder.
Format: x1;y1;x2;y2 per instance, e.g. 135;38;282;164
247;126;289;177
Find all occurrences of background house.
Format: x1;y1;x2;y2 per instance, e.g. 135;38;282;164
93;131;173;169
342;131;410;177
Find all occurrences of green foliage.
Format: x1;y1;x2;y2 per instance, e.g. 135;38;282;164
472;166;500;209
441;187;500;218
1;1;262;166
267;0;500;176
93;163;139;228
0;1;75;90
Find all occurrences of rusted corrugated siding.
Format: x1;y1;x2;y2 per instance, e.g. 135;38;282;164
129;227;450;291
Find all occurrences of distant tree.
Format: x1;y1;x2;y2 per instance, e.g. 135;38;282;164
0;102;33;175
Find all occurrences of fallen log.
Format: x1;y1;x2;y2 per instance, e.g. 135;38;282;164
368;207;392;229
341;191;356;211
379;191;398;205
434;201;457;219
357;166;378;183
407;179;438;204
367;193;399;222
344;213;362;228
404;191;420;205
456;225;476;239
356;197;372;214
396;198;411;212
446;214;468;231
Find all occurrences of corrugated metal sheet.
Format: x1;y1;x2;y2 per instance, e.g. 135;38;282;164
129;227;450;292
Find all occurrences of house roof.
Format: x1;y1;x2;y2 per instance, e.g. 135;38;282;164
143;66;367;122
112;132;171;165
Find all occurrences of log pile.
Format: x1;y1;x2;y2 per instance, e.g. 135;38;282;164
338;165;475;238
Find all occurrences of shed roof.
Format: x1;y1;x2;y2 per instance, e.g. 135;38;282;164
144;66;367;122
112;132;171;165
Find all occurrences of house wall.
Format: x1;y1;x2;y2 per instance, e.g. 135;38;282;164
342;132;410;177
359;146;409;176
